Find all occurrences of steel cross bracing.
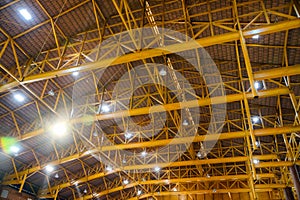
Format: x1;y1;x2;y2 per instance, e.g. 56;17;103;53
0;0;300;199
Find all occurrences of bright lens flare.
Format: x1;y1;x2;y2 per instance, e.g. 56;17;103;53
51;122;68;136
1;137;18;154
10;146;20;153
45;165;54;173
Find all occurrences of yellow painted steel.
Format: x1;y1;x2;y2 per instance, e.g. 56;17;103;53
0;19;299;92
40;172;278;198
253;64;300;80
41;174;250;198
0;87;290;147
78;184;286;200
0;1;299;199
3;125;300;184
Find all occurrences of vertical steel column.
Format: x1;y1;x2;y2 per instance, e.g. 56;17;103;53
284;187;295;200
289;165;300;198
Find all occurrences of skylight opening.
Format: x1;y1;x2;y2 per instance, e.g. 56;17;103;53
19;9;32;20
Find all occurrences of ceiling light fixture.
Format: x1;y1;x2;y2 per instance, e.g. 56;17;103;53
137;190;142;195
123;179;129;184
93;132;98;137
197;151;202;158
14;93;25;102
255;141;260;147
101;104;110;113
10;146;20;154
72;71;79;77
182;119;188;126
254;81;261;89
154;166;160;172
141;151;147;157
45;165;54;173
125;132;133;139
159;68;167;76
54;173;59;179
19;9;32;20
106;166;113;172
252;35;259;39
253;159;260;164
252;116;260;124
48;89;55;96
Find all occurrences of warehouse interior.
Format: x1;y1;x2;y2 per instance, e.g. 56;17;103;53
0;0;300;199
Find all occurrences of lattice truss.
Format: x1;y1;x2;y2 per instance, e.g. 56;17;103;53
0;0;300;200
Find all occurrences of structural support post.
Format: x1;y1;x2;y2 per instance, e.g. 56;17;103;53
293;0;300;18
54;189;59;200
284;187;295;200
289;165;300;199
18;173;27;193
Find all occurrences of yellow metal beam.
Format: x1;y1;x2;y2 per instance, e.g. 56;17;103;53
3;124;300;184
18;174;27;193
79;184;286;200
41;172;277;198
0;19;299;92
20;129;45;140
4;156;249;185
0;2;298;200
42;174;251;198
79;88;290;121
253;64;300;80
0;87;290;146
254;161;293;168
